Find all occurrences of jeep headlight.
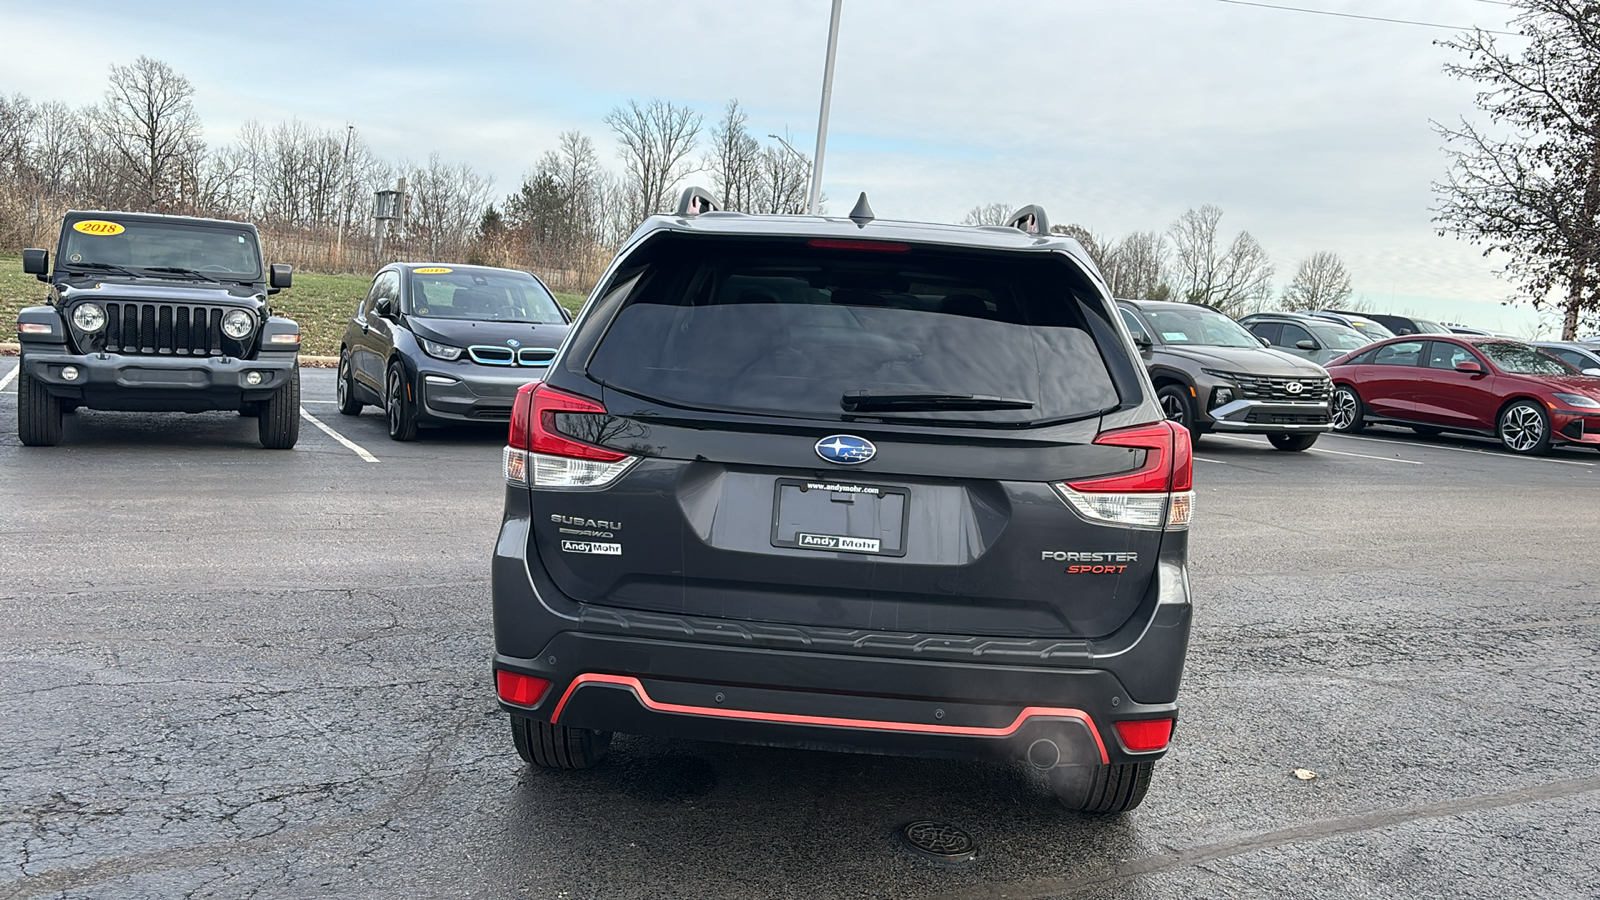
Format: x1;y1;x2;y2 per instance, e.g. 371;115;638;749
420;338;463;361
221;309;255;340
72;302;107;333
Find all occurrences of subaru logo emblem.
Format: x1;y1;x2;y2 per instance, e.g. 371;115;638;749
507;338;521;348
816;434;876;465
1285;381;1304;395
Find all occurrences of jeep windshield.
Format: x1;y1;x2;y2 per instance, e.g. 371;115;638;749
1145;306;1261;348
407;269;565;324
59;219;263;280
585;236;1123;425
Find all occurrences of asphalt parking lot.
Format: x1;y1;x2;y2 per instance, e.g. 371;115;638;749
2;364;1598;899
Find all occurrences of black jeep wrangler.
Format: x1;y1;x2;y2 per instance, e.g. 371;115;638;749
15;211;301;448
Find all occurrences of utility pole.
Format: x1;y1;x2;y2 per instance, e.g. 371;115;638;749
334;124;354;267
808;0;842;217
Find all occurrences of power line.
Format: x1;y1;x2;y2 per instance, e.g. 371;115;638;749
1210;0;1519;35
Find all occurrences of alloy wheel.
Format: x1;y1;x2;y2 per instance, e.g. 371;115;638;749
1160;393;1188;427
387;373;402;434
337;356;350;408
1500;404;1545;452
1332;389;1358;430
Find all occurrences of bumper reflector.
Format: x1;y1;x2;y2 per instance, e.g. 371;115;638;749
1114;717;1173;752
496;671;552;707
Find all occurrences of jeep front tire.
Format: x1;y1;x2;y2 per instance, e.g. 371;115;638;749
258;368;300;449
17;368;63;446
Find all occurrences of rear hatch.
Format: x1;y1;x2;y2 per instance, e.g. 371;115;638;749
521;233;1177;640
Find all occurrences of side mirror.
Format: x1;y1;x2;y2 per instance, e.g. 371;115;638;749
1455;360;1483;374
268;263;293;291
1295;340;1319;351
1583;368;1600;377
22;249;48;281
374;296;394;319
1133;334;1153;351
1258;335;1270;347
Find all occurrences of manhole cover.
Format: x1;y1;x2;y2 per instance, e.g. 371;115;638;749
899;821;977;862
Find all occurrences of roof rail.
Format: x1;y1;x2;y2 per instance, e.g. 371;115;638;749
1005;205;1051;235
675;186;720;217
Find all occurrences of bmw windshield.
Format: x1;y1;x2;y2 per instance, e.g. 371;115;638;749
407;269;565;324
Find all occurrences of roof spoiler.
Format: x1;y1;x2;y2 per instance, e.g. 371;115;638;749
675;186;721;217
1005;205;1051;235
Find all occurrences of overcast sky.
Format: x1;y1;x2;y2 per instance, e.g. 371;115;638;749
1;0;1548;332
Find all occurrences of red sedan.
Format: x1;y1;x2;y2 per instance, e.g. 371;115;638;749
1325;335;1600;455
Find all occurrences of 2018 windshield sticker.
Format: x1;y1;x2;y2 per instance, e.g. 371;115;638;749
72;220;125;236
414;266;453;274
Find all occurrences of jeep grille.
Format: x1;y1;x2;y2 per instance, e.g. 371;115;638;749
101;302;230;356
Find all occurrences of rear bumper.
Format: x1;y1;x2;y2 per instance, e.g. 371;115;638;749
493;629;1180;767
491;490;1192;767
20;345;296;412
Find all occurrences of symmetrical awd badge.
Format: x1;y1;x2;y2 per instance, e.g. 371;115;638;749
816;434;876;465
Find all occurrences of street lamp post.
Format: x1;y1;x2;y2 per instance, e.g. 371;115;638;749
808;0;842;217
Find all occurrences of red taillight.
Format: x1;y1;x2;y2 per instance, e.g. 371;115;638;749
511;382;626;462
1114;717;1173;752
1067;420;1191;493
496;671;552;706
508;383;536;450
806;238;911;252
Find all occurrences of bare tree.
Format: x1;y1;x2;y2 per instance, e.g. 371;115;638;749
1281;251;1354;310
0;93;34;180
962;202;1014;226
1050;223;1108;266
406;152;494;260
95;56;204;208
755;138;811;214
1435;1;1600;340
706;100;762;212
1104;231;1173;300
604;99;702;222
1167;205;1274;314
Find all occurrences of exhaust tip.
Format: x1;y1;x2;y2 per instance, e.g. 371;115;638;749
1027;738;1062;769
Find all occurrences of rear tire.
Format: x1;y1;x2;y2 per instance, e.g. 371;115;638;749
1330;385;1365;433
336;349;363;416
511;715;612;769
258;368;300;449
1050;761;1154;814
1267;433;1318;452
17;368;63;447
386;363;418;442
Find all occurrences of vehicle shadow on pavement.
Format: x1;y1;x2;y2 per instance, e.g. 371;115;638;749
493;735;1155;896
51;409;268;450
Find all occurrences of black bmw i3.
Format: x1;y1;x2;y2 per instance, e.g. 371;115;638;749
336;263;571;440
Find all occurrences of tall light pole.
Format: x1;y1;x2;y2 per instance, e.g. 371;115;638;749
808;0;842;217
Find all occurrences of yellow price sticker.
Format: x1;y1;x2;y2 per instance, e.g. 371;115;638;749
72;220;126;236
413;266;453;274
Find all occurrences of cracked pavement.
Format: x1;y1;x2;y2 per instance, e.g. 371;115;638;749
1;367;1598;898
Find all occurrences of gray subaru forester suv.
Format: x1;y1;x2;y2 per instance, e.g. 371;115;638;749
490;194;1194;813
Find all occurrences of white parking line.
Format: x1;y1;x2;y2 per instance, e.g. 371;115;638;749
1204;434;1422;465
299;408;379;463
302;399;336;404
1326;432;1595;468
0;362;17;392
1194;456;1228;465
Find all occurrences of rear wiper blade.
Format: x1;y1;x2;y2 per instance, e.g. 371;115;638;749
841;390;1035;412
139;266;221;283
69;262;139;277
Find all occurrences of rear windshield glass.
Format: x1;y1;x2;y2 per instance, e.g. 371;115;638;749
60;218;262;278
407;270;564;324
585;237;1122;425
